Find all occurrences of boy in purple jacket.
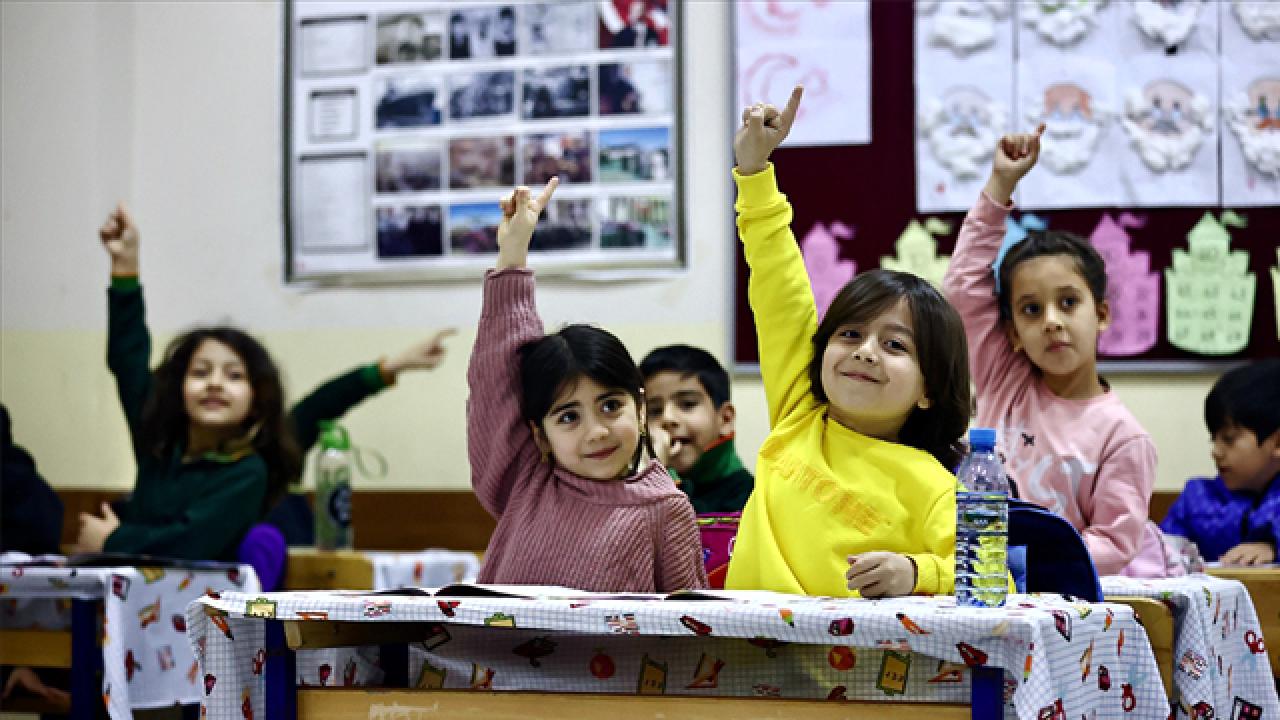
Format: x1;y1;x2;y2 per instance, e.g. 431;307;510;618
1161;360;1280;565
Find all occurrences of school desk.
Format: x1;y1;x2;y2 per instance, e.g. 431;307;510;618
0;557;257;720
188;589;1170;720
284;548;480;591
1206;566;1280;679
1102;573;1279;718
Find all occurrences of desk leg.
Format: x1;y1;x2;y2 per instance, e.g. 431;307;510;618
971;665;1003;720
70;598;101;720
379;643;409;688
265;620;297;720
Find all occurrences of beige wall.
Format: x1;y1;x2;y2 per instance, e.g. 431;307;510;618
0;1;1217;495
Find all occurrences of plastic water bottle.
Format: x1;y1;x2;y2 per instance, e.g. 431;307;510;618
314;421;354;551
955;427;1009;608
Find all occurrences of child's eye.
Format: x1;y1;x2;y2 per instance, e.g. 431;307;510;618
646;404;663;419
1020;303;1041;316
838;328;862;340
679;400;699;411
1060;296;1079;310
556;411;579;425
885;339;909;353
601;398;622;414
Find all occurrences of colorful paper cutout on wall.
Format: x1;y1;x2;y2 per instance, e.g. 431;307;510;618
1131;0;1204;48
918;87;1007;180
1165;213;1256;355
1091;213;1159;356
1020;0;1106;47
1122;79;1213;172
880;218;952;289
1272;247;1280;340
994;213;1047;292
917;0;1011;54
1224;77;1280;179
800;221;857;319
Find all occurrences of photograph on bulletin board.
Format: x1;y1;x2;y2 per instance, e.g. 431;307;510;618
732;1;1279;374
284;0;683;284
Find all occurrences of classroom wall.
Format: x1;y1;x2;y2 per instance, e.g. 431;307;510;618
0;1;1216;495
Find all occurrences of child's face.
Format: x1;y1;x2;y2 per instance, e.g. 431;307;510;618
644;371;734;475
820;298;929;442
536;376;643;481
183;339;253;435
1005;255;1110;381
1212;423;1280;492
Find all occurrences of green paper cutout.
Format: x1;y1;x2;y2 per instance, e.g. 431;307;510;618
1165;213;1256;355
881;219;951;289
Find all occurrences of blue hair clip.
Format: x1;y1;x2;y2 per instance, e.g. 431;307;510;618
993;213;1046;293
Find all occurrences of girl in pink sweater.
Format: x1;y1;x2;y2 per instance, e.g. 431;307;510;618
467;178;707;593
942;127;1158;576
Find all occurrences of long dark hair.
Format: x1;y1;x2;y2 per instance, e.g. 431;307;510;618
809;269;972;469
518;324;655;474
139;327;300;510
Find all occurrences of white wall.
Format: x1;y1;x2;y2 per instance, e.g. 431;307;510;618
0;1;1216;494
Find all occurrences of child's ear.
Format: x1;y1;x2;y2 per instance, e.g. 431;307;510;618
1096;298;1112;333
1266;430;1280;461
716;401;737;437
1003;322;1024;354
528;421;551;457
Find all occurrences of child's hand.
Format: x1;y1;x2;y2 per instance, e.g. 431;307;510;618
846;552;916;598
986;125;1044;205
73;502;120;554
99;203;139;276
380;328;458;381
1220;541;1276;566
733;85;803;176
649;425;684;476
2;667;70;711
496;177;559;270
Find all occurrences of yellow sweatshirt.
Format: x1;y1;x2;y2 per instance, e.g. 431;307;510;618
724;164;958;597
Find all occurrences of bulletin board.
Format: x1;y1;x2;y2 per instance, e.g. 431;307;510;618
732;1;1279;373
283;0;684;284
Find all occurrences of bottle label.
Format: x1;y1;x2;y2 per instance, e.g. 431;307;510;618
327;482;352;527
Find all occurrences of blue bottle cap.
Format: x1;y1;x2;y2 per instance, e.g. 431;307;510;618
968;427;997;450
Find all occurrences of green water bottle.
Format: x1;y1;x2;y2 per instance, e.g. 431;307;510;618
314;421;353;550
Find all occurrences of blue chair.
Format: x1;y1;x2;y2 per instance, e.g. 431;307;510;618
1007;498;1102;602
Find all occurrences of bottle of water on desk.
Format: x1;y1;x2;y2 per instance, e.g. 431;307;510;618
314;421;354;551
955;427;1009;608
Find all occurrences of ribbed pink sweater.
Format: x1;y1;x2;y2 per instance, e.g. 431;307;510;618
467;268;708;593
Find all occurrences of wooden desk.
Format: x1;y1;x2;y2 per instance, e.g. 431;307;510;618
1109;596;1176;699
284;548;375;590
1207;566;1280;678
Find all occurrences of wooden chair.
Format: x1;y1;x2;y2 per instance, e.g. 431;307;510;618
1206;566;1280;678
1108;596;1175;700
0;599;101;719
283;548;375;590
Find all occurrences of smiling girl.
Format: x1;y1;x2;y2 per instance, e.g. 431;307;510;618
466;178;706;593
725;87;973;598
75;205;300;561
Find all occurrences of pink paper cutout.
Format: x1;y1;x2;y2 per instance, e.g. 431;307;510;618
1091;213;1160;357
800;221;856;320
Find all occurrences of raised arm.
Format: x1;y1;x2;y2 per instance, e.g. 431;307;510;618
100;204;152;456
466;179;558;518
733;87;819;425
941;128;1043;396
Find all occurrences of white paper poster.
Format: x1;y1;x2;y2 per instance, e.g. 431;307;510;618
1015;57;1124;209
1118;53;1219;207
735;0;871;146
1221;1;1280;207
1125;0;1216;52
914;1;1014;212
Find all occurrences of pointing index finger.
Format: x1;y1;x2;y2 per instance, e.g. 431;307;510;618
533;176;559;212
779;85;804;131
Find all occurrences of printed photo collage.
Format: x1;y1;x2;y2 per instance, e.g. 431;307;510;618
290;1;680;281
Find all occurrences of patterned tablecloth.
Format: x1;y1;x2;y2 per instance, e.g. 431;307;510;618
366;550;480;591
189;589;1170;720
0;558;259;720
1102;573;1280;719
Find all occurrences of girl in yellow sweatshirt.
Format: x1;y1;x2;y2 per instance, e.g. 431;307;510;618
726;87;972;598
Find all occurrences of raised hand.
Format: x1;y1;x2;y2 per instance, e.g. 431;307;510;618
99;202;139;276
986;124;1045;205
496;177;559;270
733;85;804;176
381;328;458;379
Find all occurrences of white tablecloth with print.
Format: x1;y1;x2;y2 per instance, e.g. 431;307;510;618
1102;573;1280;718
189;589;1170;720
367;549;480;591
0;558;258;720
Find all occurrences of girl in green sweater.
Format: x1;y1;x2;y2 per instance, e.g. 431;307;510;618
73;205;301;561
